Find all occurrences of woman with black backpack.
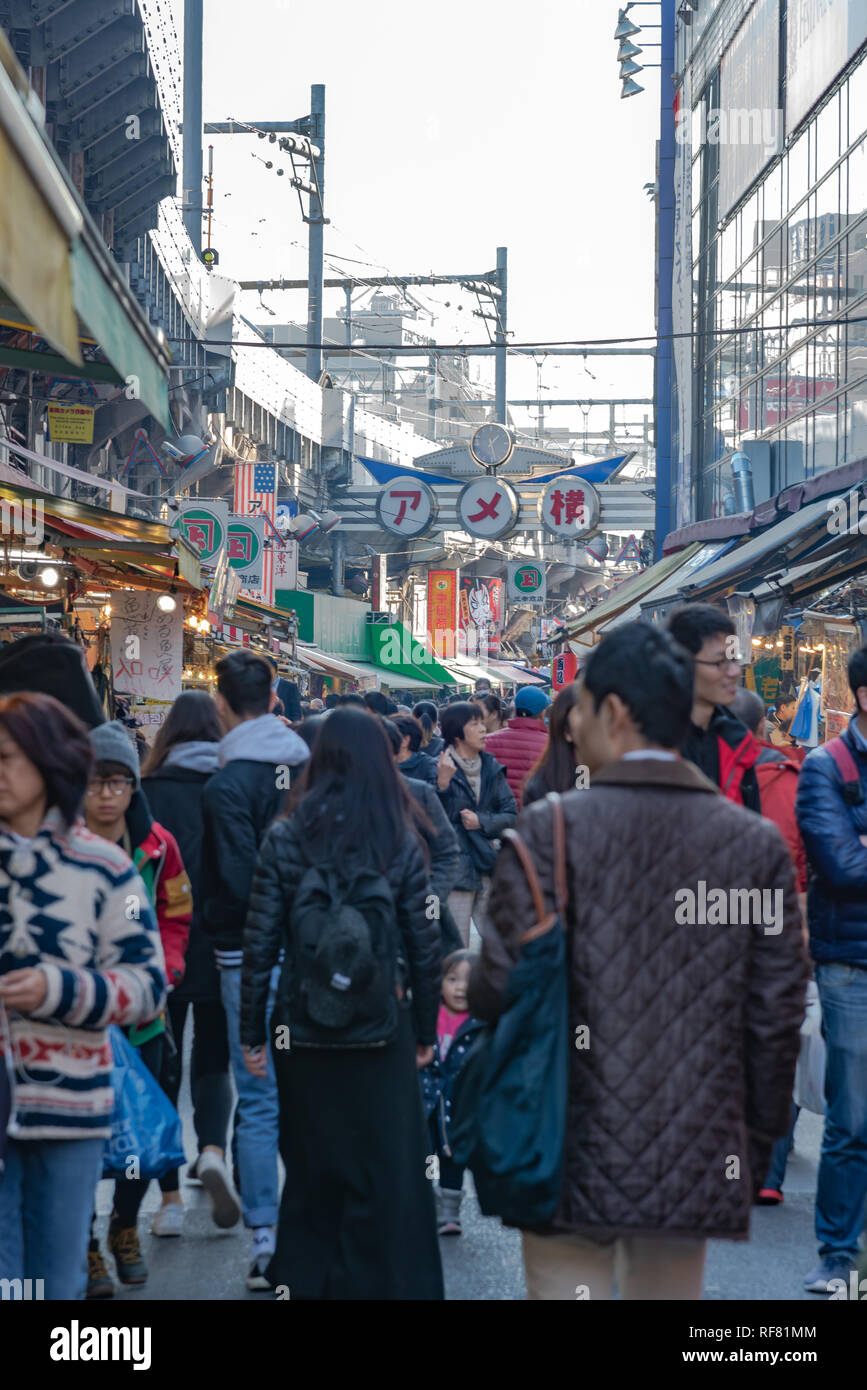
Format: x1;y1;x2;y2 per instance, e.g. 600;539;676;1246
239;707;443;1300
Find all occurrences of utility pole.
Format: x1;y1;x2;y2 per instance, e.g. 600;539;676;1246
306;84;326;383
182;0;203;252
495;246;508;423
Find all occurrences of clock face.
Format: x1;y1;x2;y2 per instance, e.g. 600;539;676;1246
470;424;514;467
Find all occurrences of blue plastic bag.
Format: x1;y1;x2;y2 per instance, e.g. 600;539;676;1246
102;1026;185;1180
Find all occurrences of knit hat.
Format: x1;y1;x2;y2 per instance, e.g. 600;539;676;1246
89;720;140;786
0;634;105;728
514;685;551;717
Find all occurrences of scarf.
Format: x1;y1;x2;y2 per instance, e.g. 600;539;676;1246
452;749;482;801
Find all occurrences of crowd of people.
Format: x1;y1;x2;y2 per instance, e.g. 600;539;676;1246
0;603;865;1300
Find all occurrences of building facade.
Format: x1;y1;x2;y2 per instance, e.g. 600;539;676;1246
672;0;867;528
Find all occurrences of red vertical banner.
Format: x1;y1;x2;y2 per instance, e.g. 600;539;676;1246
371;553;387;612
427;570;457;659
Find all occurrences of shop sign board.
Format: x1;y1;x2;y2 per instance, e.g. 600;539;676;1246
458;479;519;540
178;501;229;565
507;560;546;607
786;0;867;134
376;476;437;538
459;576;504;659
538;476;600;538
110;589;183;702
227;517;266;601
46;403;95;444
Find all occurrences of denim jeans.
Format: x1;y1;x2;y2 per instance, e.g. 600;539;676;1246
0;1136;105;1300
220;964;280;1228
815;961;867;1258
764;1101;800;1192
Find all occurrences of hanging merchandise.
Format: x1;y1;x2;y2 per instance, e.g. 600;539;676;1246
789;675;821;747
820;623;858;741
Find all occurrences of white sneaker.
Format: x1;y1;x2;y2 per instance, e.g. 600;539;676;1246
197;1150;242;1230
151;1204;185;1237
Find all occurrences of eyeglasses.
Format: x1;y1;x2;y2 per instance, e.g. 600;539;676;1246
86;777;135;797
694;656;745;671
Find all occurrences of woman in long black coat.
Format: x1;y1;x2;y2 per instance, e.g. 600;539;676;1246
240;707;444;1300
141;691;237;1230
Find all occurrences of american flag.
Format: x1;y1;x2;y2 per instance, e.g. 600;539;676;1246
233;462;277;604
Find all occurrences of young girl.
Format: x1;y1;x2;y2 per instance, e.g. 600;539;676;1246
421;950;485;1236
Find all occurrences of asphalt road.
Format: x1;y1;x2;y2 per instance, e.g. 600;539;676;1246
94;1059;827;1303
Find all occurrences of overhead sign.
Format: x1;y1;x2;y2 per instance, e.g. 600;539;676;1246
178;501;229;564
110;589;183;703
46;403;95;444
458;478;520;540
459;576;504;659
718;0;781;219
508;560;546;607
376;476;437;537
227;517;267;601
786;0;867;134
538;476;600;538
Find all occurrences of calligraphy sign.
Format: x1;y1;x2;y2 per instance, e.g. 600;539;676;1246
376;477;437;538
110;590;183;702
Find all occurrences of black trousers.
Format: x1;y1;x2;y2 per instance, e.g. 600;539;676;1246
428;1115;464;1192
158;996;232;1193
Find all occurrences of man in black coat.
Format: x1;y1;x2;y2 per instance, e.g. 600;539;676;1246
200;650;309;1292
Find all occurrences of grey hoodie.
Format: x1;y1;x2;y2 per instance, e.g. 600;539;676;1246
218;713;309;768
163;741;221;775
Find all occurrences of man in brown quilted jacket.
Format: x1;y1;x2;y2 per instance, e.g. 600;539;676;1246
470;622;807;1301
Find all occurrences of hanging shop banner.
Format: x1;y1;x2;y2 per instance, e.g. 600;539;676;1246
786;0;867;135
45;403;95;444
376;476;437;538
507;560;546;608
272;536;298;591
110;589;183;703
371;552;388;611
427;570;457;659
178;501;230;565
459;576;504;660
458;479;519;540
552;651;578;691
537;476;600;538
718;0;781;220
227;516;267;602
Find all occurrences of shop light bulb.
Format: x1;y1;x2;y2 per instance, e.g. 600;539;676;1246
157;593;177;613
817;644;825;651
41;567;59;588
776;641;784;648
751;638;762;647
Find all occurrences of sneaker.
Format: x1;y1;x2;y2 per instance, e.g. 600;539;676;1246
437;1187;463;1237
85;1241;115;1300
803;1256;855;1294
186;1156;203;1187
756;1188;784;1205
107;1220;148;1286
247;1254;273;1292
151;1204;185;1237
197;1150;242;1230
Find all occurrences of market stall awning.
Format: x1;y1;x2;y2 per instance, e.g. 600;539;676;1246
367;620;455;686
600;541;733;632
441;658;505;687
0;30;171;428
486;660;546;685
565;543;705;641
296;645;379;683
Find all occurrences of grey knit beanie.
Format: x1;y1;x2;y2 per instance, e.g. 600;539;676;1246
89;720;140;786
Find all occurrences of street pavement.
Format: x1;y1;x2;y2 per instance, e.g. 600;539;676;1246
94;1048;827;1302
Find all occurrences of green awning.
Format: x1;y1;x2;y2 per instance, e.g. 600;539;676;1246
70;238;170;431
367;620;455;685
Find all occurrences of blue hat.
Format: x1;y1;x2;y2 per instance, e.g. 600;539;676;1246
514;686;551;716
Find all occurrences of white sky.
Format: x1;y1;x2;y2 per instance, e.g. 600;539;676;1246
193;0;659;431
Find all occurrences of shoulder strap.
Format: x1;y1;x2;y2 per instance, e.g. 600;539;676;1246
501;792;568;943
825;736;864;806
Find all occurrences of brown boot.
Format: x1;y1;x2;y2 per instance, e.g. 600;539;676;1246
107;1218;148;1285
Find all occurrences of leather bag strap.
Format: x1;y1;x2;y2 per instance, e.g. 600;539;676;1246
502;792;568;945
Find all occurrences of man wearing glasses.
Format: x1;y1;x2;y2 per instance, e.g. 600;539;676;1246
667;604;761;812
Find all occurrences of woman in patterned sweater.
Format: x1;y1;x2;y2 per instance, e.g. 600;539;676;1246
0;693;166;1300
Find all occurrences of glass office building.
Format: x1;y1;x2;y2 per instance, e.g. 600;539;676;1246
672;0;867;525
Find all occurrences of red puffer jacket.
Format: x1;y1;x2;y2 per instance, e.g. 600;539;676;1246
484;717;549;805
755;743;807;893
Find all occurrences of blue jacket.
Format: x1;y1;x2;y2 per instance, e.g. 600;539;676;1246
421;1014;486;1154
796;718;867;966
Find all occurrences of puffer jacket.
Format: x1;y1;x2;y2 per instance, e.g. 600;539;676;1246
399;750;437;786
421;1013;486;1153
754;743;807;894
437;750;517;891
681;706;761;811
240;815;441;1047
470;757;807;1242
796;718;867;966
484;716;549;804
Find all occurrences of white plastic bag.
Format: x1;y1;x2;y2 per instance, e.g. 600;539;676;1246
793;980;826;1115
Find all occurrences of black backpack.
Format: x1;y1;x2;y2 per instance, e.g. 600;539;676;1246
282;863;402;1049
